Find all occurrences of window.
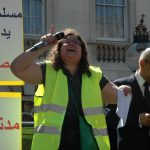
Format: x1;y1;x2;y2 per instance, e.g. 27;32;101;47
96;0;127;41
23;0;45;35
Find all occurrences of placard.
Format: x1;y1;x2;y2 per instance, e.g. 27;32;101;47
0;92;22;150
0;0;24;85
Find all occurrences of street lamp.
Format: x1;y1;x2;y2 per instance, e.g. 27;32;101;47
126;14;150;72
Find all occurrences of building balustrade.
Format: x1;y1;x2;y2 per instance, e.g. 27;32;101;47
97;44;130;63
24;36;39;50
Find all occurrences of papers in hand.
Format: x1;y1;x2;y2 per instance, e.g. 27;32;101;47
116;89;131;128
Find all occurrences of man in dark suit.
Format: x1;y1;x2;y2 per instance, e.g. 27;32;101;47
112;48;150;150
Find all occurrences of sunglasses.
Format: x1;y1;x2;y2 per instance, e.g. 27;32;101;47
61;38;82;45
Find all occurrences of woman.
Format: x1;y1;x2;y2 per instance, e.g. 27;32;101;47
10;27;130;150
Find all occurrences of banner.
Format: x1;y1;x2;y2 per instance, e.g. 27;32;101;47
0;0;24;85
0;92;22;150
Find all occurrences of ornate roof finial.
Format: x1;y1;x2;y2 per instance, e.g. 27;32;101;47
140;13;145;25
133;13;150;43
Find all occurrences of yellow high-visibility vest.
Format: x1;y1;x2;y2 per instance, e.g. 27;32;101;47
32;62;110;150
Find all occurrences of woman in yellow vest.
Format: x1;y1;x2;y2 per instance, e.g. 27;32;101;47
10;26;131;150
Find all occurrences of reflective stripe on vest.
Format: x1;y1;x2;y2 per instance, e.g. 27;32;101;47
83;106;104;115
35;105;103;117
34;103;66;113
34;125;61;135
93;128;108;136
34;125;108;137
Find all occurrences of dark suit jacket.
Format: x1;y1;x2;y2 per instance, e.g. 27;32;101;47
113;74;150;150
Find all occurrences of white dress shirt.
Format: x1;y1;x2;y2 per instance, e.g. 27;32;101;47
135;70;146;96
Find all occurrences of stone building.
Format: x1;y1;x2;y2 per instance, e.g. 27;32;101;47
24;0;150;80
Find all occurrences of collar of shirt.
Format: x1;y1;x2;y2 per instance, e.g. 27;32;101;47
135;70;145;95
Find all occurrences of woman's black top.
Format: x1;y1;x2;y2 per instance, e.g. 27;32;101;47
40;63;109;149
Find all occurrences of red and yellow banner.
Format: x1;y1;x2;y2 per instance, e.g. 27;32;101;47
0;92;22;150
0;0;24;85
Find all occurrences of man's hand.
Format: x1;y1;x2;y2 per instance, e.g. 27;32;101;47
118;85;132;96
139;113;150;126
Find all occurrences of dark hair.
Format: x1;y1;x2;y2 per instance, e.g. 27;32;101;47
47;28;91;76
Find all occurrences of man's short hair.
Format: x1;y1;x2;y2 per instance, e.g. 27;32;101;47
140;48;150;61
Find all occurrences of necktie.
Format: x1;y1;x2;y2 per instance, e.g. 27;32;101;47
143;82;150;101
